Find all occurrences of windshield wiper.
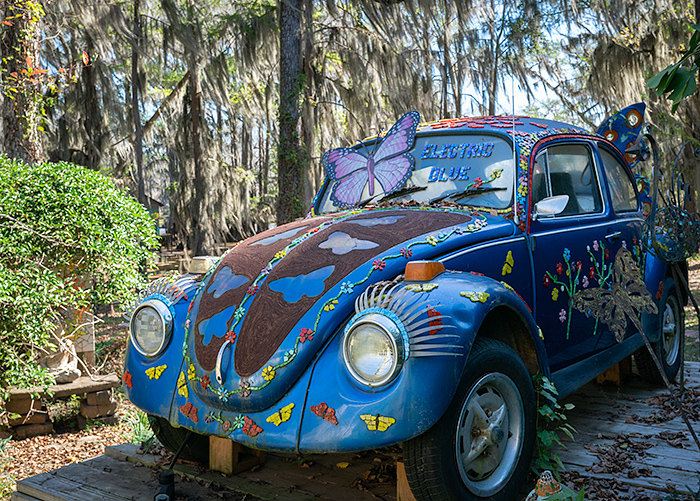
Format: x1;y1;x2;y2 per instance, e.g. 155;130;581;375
430;186;507;204
378;185;427;203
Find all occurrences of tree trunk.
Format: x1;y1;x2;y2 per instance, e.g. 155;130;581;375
132;0;145;205
84;35;101;169
1;1;43;164
277;0;306;224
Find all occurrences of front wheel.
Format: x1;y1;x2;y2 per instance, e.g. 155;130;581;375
635;277;683;384
148;415;210;463
404;338;536;501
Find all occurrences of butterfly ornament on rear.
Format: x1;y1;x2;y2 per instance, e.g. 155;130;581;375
322;111;421;208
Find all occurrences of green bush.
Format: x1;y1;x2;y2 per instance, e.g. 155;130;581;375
0;156;157;396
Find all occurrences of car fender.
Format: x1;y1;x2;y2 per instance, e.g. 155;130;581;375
297;269;548;453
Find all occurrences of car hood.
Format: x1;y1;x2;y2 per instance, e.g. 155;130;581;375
184;207;515;412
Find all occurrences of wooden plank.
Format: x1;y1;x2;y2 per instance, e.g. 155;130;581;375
396;462;416;501
209;435;234;474
17;474;130;501
10;492;42;501
9;375;120;400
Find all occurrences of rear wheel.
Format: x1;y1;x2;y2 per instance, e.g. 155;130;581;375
148;415;210;463
636;277;683;384
403;338;536;501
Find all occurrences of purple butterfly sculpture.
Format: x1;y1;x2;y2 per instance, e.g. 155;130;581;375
322;111;420;208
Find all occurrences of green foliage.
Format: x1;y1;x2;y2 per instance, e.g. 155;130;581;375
648;24;700;112
124;409;155;446
533;374;577;477
543;484;586;501
0;156;157;395
0;436;13;499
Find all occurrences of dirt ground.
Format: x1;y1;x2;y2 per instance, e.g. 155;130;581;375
3;257;700;499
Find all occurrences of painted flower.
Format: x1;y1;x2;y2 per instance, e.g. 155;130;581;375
589;267;595;279
233;415;245;429
247;285;259;296
239;380;251;398
473;177;484;188
426;236;438;246
551;289;559;301
593;240;599;252
260;264;273;276
274;250;287;260
214;386;229;401
204;413;215;424
622;240;627;250
185;319;191;330
518;184;528;197
605;248;610;260
225;331;237;344
223;420;231;431
340;282;354;294
262;366;276;381
633;236;637;246
201;375;210;390
556;262;563;275
400;247;413;258
324;299;338;311
543;274;551;287
576;261;582;272
310;227;320;234
299;328;314;343
283;349;296;363
491;168;503;179
234;307;245;320
563;248;571;262
373;259;386;270
454;227;464;235
559;309;567;323
582;276;589;288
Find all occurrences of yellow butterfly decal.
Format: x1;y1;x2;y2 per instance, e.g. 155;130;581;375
360;414;396;432
266;403;295;426
145;364;167;380
177;371;188;398
405;283;439;293
187;363;196;380
502;250;514;275
460;291;490;303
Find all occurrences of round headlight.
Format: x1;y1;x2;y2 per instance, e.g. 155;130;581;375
343;312;405;387
130;299;173;357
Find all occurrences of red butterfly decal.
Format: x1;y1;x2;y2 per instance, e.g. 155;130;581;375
427;308;442;336
179;402;199;423
310;402;338;426
242;416;263;437
122;370;132;388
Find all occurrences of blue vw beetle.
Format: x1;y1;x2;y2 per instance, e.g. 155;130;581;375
124;104;685;501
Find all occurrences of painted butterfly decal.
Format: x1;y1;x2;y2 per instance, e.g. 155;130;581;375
179;402;199;423
405;283;439;293
322;111;420;208
122;370;132;389
571;248;657;342
460;291;490;303
426;307;443;336
360;413;396;432
310;402;338;426
502;250;514;275
242;416;263;437
145;364;167;380
177;371;188;398
266;403;295;427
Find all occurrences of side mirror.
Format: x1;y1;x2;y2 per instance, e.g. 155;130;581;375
533;195;569;219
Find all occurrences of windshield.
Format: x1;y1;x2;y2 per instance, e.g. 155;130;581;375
315;133;514;214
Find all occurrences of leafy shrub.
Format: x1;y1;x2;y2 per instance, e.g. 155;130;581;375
0;156;157;397
533;373;576;476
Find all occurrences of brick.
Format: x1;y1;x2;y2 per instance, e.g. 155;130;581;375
80;401;117;419
5;398;42;415
9;411;49;427
86;389;114;406
77;414;119;430
12;423;53;439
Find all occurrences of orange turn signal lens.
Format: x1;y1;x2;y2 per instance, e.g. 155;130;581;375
404;261;445;281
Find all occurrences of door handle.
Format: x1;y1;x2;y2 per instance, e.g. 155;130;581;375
605;231;621;242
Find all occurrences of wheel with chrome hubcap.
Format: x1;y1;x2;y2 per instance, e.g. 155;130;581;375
404;338;535;501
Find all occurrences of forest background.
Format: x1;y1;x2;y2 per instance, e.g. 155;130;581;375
1;0;699;256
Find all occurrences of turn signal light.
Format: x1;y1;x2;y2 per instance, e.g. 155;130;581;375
405;261;445;281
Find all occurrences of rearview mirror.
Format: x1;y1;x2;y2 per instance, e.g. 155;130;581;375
533;195;569;219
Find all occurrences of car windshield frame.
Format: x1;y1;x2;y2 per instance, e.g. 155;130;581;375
315;132;515;215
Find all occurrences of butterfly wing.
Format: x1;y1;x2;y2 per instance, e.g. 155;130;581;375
280;403;294;422
360;414;377;431
372;111;420;163
377;416;396;432
146;367;155;379
177;371;188;398
373;154;414;196
614;248;658;316
266;412;282;426
310;402;328;418
322;148;370;207
325;407;338;426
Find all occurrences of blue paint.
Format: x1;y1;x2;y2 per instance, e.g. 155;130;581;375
251;225;310;246
206;267;249;298
318;231;379;255
268;265;336;303
199;304;238;345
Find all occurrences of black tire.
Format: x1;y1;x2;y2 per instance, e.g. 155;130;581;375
403;338;536;501
636;277;683;384
148;415;210;463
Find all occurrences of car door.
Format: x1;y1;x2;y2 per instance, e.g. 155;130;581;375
529;140;629;371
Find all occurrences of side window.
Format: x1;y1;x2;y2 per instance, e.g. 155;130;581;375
532;144;603;216
599;148;639;212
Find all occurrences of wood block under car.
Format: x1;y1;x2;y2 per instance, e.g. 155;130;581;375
209;436;266;475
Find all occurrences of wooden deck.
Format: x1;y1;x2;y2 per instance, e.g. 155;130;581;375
12;362;700;501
